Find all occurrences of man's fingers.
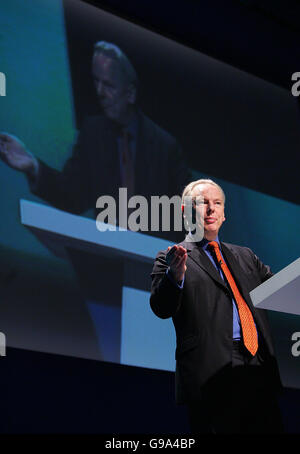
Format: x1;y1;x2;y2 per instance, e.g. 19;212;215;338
171;250;184;263
172;252;187;269
0;142;8;157
166;245;187;270
170;247;187;263
166;245;178;265
179;252;187;263
0;133;12;143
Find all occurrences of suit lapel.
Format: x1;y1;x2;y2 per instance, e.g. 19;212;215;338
183;241;228;290
102;120;121;190
183;240;258;314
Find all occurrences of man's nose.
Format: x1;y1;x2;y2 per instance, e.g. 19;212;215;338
207;202;215;213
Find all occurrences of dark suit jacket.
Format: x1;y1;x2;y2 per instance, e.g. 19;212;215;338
30;111;190;237
150;239;282;404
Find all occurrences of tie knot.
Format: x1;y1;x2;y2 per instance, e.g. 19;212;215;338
208;241;219;251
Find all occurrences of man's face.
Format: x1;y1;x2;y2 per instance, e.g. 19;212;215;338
191;183;226;240
92;54;135;124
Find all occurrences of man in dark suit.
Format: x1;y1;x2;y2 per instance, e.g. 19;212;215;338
0;41;190;239
150;178;283;434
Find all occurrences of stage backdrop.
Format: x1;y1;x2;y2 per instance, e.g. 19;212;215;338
0;0;299;389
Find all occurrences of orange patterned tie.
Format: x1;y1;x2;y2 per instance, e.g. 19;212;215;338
208;241;258;356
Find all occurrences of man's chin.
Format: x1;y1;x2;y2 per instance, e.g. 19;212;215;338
204;227;218;238
103;111;122;124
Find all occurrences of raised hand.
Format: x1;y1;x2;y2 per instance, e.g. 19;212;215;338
166;245;187;284
0;132;38;176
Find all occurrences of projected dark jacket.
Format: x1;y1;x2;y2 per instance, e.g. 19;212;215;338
150;240;282;404
30;112;190;231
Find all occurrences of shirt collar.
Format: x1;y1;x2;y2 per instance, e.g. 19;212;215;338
198;235;221;251
120;111;138;140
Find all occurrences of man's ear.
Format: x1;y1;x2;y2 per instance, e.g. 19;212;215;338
127;84;136;104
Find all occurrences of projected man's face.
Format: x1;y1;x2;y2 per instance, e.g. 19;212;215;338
92;54;135;125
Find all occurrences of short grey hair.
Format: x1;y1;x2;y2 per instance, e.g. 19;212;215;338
182;178;226;205
93;41;138;88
